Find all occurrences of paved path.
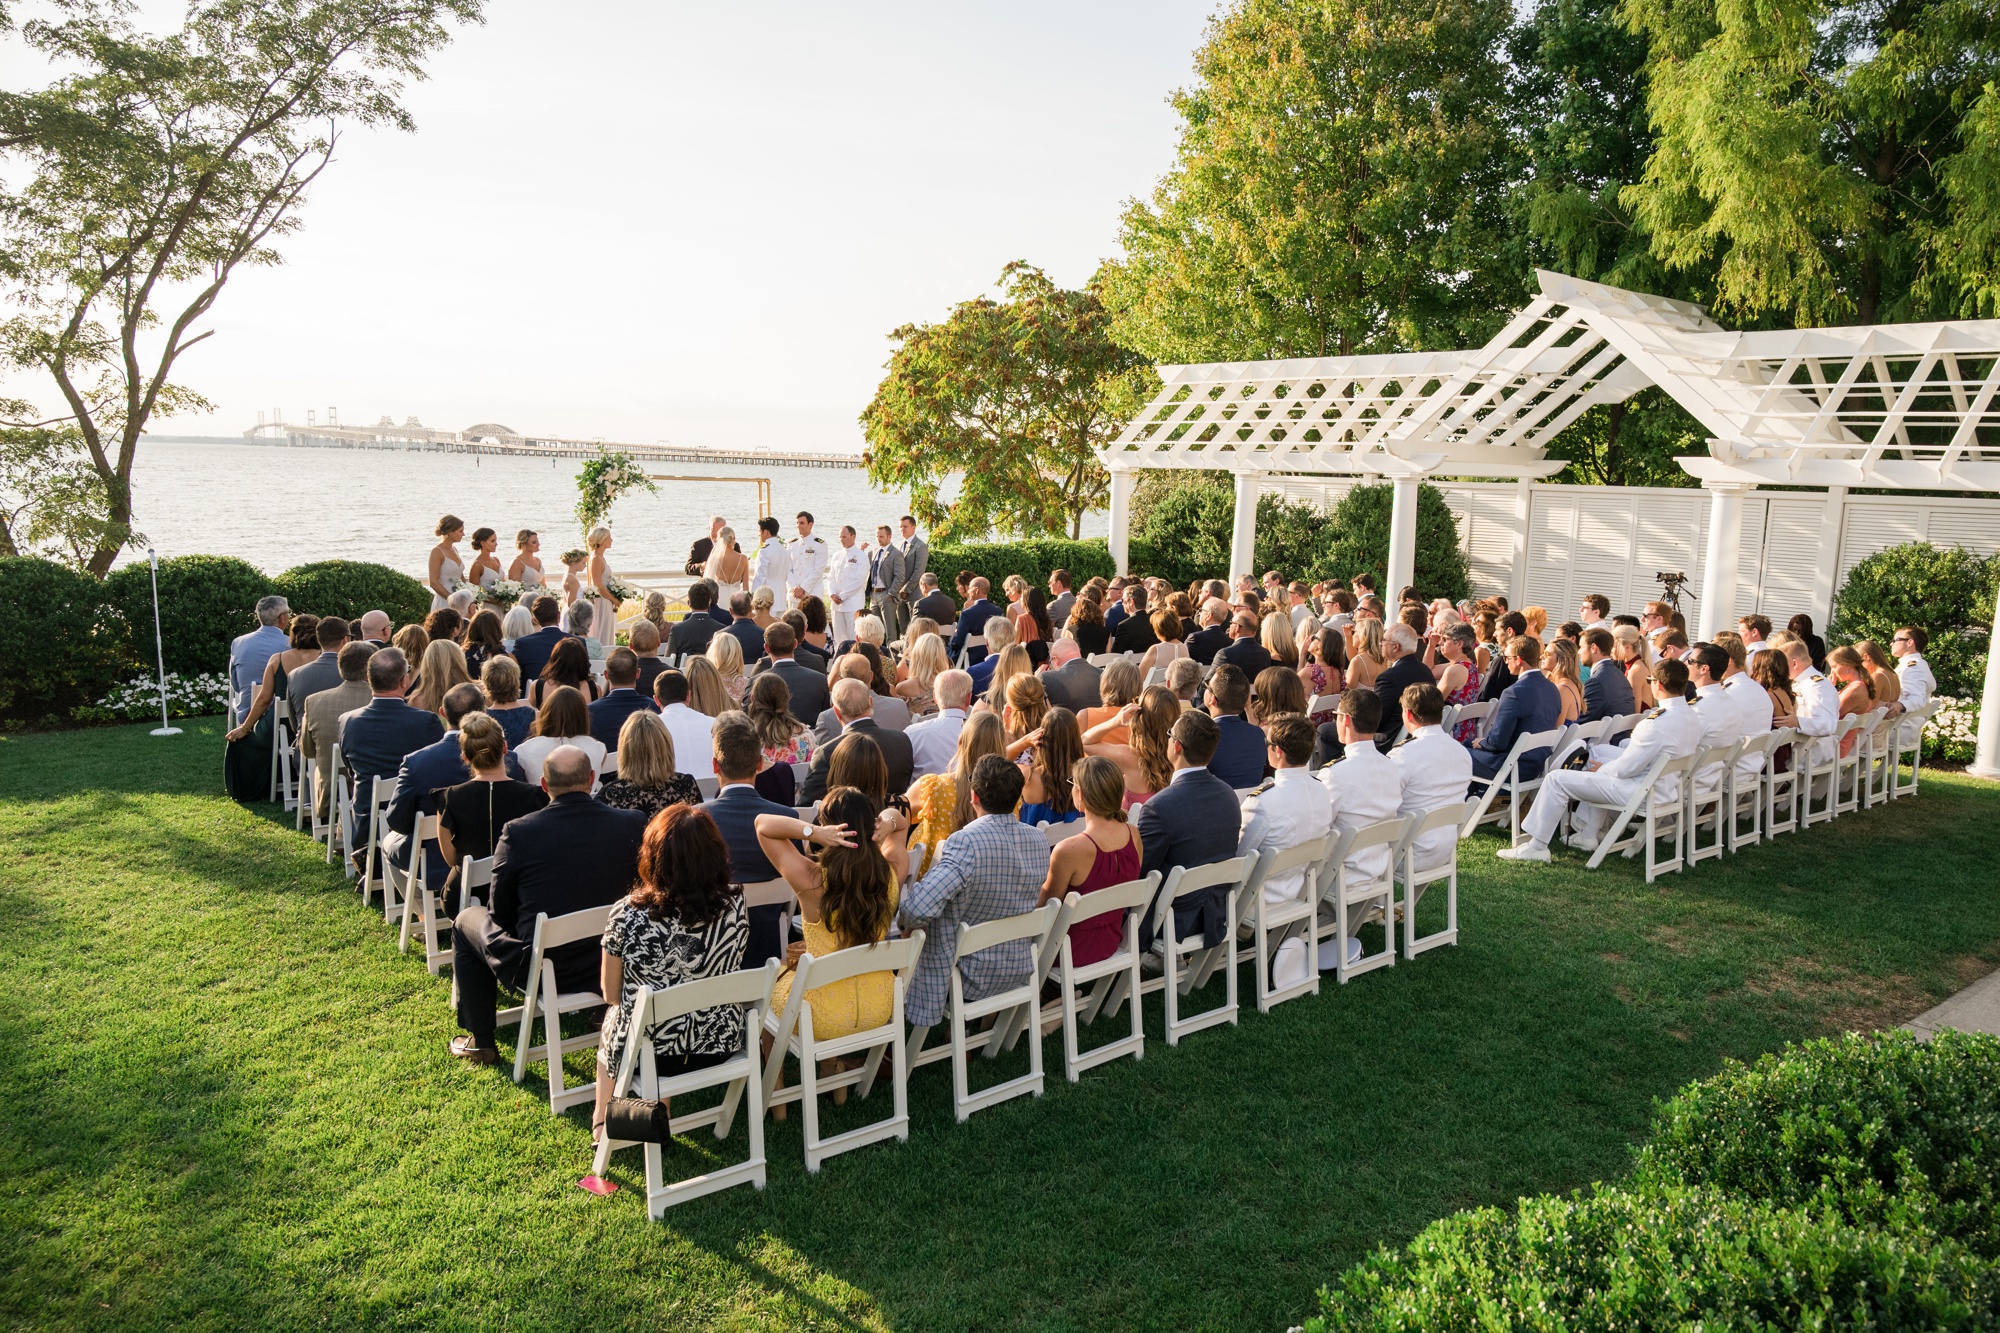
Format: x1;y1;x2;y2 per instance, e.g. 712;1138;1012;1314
1905;967;2000;1040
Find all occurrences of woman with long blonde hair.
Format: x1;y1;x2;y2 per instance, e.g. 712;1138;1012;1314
894;633;949;713
409;637;471;715
1613;624;1655;709
1081;684;1179;806
705;632;747;704
683;656;731;718
905;711;1009;876
984;643;1033;714
1346;617;1385;691
1546;637;1585;724
584;526;619;649
1260;611;1300;669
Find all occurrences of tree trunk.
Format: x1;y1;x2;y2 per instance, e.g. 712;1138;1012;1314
1602;401;1627;486
84;449;133;577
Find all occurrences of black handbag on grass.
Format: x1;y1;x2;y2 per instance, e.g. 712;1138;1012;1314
605;1097;671;1143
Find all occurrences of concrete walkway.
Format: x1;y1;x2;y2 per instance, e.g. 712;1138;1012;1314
1904;967;2000;1040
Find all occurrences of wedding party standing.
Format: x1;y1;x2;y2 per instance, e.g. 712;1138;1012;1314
585;528;619;649
507;529;545;588
427;516;465;611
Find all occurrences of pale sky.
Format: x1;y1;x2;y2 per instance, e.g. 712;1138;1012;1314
41;1;1222;451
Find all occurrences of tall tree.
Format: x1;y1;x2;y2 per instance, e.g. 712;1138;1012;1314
0;0;483;574
1100;0;1526;364
860;263;1150;542
1620;0;2000;326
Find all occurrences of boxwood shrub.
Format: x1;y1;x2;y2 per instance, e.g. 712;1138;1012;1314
0;556;132;723
103;554;275;676
1632;1029;2000;1255
1831;542;1997;699
274;560;431;629
928;538;1118;591
1309;1185;1997;1331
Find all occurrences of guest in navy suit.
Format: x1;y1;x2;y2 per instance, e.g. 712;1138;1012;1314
587;648;660;754
701;715;794;967
337;647;446;858
1202;664;1267;788
382;681;484;887
1135;710;1243;948
722;591;764;661
948;577;1005;665
509;596;569;683
1369;623;1437;751
1185;599;1231;666
1579;627;1635;721
1466;636;1564;780
1217;612;1277;679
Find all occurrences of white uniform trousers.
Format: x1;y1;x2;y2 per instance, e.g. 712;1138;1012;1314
1525;769;1643;846
831;604;857;645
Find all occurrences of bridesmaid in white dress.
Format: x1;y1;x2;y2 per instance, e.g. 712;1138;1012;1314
466;527;504;590
703;525;749;602
427;515;464;611
508;529;545;589
585;526;619;647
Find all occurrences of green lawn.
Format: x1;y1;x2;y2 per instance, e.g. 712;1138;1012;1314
2;719;1996;1332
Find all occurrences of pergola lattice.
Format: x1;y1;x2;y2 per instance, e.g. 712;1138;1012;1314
1100;270;2000;775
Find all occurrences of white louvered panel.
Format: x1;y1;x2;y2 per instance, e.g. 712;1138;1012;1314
1924;508;2000;556
1523;494;1579;612
1729;496;1769;621
1572;493;1634;615
1632;491;1708;615
1459;487;1521;600
1837;506;1924;585
1755;498;1823;621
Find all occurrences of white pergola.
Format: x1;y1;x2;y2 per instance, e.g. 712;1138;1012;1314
1102;270;2000;777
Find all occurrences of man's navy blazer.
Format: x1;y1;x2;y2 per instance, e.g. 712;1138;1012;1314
1207;714;1267;789
383;730;472;885
1468;670;1563;780
511;626;568;682
588;687;660;753
1134;769;1242;948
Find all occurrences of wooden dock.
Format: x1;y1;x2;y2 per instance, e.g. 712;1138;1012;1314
236;426;864;470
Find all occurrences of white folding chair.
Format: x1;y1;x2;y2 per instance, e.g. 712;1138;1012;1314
1144;666;1167;689
1684;740;1742;868
1797;726;1842;828
1141;855;1250;1045
789;761;809;789
1764;728;1801;837
1574;751;1695;883
696;776;719;800
359;775;399;904
400;841;467;975
1831;712;1874;816
324;743;348;865
1324;818;1404;983
906;903;1060;1122
457;854;495;911
384;812;438;926
955;635;988;669
1599;713;1639;745
1861;709;1900;808
297;754;318;836
267;711;294;805
1036;874;1157;1082
1448;699;1496;743
587;960;781;1216
504;904;616;1114
1034;820;1079;847
1234;833;1333;1012
761;934;927;1173
1395;802;1470;958
1891;703;1933;798
1462;725;1568;842
1725;732;1776;852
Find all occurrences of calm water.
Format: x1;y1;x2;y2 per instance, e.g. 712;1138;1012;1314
121;440;1104;579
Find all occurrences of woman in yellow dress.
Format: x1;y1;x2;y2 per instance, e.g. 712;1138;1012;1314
754;788;910;1105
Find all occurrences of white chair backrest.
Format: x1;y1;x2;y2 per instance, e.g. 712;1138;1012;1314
461;855;495;900
793;934;925;991
1404;801;1471;842
956;900;1058;957
370;774;399;809
416;813;439;840
1601;712;1639;743
1265;832;1333;879
535;903;616;952
1162;853;1250;899
633;958;779;1026
741;877;795;908
1035;821;1076;847
1344;815;1409;858
792;805;820;821
696;776;719;800
1061;873;1158;928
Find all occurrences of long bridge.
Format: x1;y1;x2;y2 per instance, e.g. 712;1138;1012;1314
239;418;864;469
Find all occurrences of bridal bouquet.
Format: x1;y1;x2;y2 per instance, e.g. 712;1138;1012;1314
473;579;527;606
588;575;643;605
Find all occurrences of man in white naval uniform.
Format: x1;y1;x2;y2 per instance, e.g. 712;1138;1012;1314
1499;658;1702;860
1685;643;1742;797
1786;639;1841;775
1893;626;1936;745
786;511;829;610
1314;691;1402;969
825;524;869;645
751;515;789;604
1390;684;1473;873
1717;634;1775;791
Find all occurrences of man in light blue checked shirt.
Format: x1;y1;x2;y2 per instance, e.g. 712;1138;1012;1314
899;754;1045;1028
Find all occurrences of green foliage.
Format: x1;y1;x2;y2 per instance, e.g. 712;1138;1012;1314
1309;1183;1997;1331
0;555;130;722
1832;543;1997;699
103;554;273;677
1538;389;1705;488
1101;0;1526;364
0;409;138;567
927;538;1118;592
272;560;430;630
1633;1030;2000;1256
572;449;656;539
861;263;1150;541
1619;0;2000;325
1129;479;1234;586
1321;484;1472;602
0;0;483;573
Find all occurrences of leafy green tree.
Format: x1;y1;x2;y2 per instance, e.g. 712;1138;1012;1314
1620;0;2000;325
1101;0;1526;364
0;399;133;562
1320;483;1471;601
0;0;483;575
861;263;1149;541
1832;542;1996;699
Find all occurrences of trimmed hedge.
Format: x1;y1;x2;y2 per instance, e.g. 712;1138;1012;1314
0;556;132;723
928;538;1117;591
1832;542;1997;699
1311;1031;2000;1329
274;560;432;629
1310;1185;1997;1331
1633;1029;2000;1256
103;554;274;677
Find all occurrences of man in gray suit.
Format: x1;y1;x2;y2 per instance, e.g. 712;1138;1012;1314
893;515;928;640
283;616;350;730
1047;568;1076;629
868;524;905;640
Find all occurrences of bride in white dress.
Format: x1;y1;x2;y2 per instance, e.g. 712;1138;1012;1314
508;529;545;589
427;515;464;611
585;526;620;647
703;525;749;603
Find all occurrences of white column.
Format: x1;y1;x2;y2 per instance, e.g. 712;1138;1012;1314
1808;485;1848;630
1386;476;1420;597
1229;470;1261;586
1509;477;1532;608
1107;466;1134;576
1972;582;2000;779
1696;481;1749;641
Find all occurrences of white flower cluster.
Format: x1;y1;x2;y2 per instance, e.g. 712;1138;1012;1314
94;672;231;720
1924;695;1980;763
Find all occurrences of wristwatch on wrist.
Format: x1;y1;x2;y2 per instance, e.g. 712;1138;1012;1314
801;822;814;840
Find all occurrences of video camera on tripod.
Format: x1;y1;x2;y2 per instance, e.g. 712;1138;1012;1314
1655;570;1694;619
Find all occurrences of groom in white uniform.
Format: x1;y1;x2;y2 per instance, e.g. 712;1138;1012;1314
825;524;869;645
751;516;788;603
786;511;829;610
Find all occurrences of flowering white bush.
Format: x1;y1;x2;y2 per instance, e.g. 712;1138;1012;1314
1924;695;1979;763
87;672;230;722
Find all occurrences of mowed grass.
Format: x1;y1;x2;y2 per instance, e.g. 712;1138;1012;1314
2;719;1997;1332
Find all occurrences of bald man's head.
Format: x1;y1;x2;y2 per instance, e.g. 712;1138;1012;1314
542;744;595;794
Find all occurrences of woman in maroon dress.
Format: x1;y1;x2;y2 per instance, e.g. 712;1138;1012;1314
1039;755;1146;967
